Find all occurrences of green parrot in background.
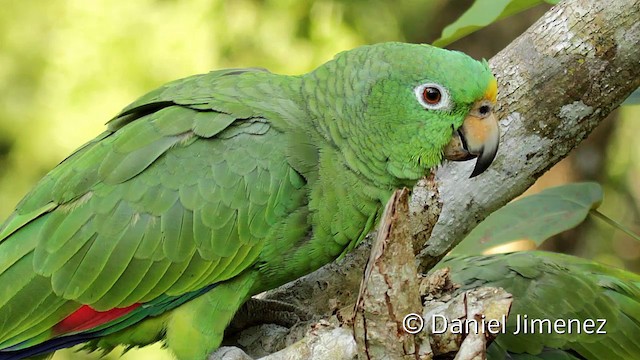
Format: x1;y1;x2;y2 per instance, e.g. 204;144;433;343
0;42;500;360
439;251;640;360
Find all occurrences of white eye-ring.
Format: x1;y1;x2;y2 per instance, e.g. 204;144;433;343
414;83;450;110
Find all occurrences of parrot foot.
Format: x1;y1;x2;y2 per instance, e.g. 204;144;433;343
226;297;312;336
219;298;316;358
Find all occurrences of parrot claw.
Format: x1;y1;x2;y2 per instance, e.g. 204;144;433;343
225;298;312;337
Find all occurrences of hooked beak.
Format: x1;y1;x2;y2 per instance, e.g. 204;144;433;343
444;100;499;178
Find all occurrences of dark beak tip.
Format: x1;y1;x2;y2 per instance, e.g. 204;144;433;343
469;166;485;178
468;147;498;178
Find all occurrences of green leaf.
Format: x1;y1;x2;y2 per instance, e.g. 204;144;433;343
622;87;640;106
590;209;640;243
432;0;559;48
452;182;603;255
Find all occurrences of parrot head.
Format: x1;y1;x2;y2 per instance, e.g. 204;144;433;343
304;42;499;184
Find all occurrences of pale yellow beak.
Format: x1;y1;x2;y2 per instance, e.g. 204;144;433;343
444;99;499;178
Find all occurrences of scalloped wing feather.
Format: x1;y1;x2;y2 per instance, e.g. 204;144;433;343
0;68;310;354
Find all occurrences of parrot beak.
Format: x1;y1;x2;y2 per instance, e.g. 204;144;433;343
444;99;499;178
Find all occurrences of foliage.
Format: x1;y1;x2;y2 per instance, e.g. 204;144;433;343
453;182;640;256
453;182;603;254
433;0;559;47
623;88;640;105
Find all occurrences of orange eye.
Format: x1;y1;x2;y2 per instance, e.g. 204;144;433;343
422;86;442;105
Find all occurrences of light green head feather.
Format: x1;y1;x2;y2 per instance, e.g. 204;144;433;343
302;42;497;187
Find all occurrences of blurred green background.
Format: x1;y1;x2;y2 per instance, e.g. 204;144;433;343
0;0;637;359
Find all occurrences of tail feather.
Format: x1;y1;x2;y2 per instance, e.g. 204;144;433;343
0;332;98;360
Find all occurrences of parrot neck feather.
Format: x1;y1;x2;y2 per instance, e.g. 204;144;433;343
300;48;428;189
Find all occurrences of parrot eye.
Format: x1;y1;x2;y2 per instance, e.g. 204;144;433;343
415;83;450;110
423;87;441;104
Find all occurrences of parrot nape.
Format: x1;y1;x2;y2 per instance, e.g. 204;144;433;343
0;42;499;360
439;251;640;360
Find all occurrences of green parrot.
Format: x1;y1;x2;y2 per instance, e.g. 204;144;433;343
439;251;640;359
0;42;499;360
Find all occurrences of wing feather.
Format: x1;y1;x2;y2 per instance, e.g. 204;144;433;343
135;215;163;260
164;206;196;262
119;260;173;305
170;252;218;295
50;238;94;297
0;67;310;350
100;257;153;306
41;204;95;254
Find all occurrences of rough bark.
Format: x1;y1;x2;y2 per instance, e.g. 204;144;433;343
352;188;431;360
216;0;640;358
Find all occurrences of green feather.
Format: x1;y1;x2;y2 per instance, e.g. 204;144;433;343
162;203;195;262
438;251;640;360
192;112;236;138
121;259;173;304
0;43;499;359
